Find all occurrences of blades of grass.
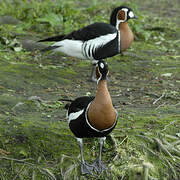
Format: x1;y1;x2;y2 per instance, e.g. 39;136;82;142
32;170;35;180
41;168;56;180
0;170;6;180
64;164;76;180
12;164;26;180
164;158;177;179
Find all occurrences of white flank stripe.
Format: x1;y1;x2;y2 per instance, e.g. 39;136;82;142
68;109;84;123
82;33;117;59
52;40;85;59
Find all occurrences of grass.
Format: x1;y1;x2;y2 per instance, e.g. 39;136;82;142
0;0;180;179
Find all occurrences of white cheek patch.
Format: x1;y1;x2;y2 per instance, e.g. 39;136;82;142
118;8;128;23
129;11;134;18
68;109;84;123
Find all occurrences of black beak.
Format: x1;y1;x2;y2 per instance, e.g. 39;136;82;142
133;15;138;19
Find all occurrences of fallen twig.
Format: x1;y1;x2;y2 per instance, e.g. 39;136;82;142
135;134;154;144
153;92;165;105
161;120;177;132
161;133;179;140
0;149;10;155
119;135;128;146
164;145;180;157
154;138;175;161
0;156;35;166
155;102;167;109
156;137;180;156
11;102;24;111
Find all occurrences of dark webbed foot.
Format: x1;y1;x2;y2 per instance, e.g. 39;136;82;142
81;162;93;175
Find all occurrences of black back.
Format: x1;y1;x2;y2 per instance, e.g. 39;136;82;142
38;22;117;42
69;22;117;41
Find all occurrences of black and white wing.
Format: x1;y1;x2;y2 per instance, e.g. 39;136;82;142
39;22;120;60
67;96;94;122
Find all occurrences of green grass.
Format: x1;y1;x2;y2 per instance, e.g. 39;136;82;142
0;0;180;179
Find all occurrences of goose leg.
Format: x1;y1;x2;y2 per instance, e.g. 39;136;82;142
76;138;93;175
90;60;98;82
92;137;109;173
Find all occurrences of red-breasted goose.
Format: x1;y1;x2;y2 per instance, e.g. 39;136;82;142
38;6;137;81
62;60;118;174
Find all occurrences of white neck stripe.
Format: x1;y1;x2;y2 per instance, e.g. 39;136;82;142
118;30;121;53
